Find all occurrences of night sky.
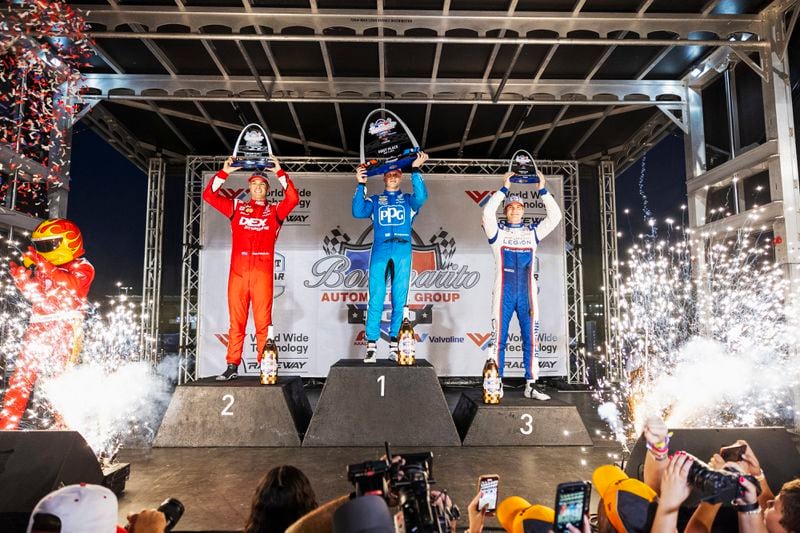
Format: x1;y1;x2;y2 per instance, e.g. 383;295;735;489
68;122;689;301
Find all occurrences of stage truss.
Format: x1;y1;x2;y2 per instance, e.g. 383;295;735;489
176;157;586;384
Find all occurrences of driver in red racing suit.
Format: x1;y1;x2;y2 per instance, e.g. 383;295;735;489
0;219;94;430
203;155;299;380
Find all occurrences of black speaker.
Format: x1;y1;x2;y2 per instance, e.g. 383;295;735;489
624;426;800;490
0;431;103;532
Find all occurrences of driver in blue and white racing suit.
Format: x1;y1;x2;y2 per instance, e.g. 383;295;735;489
352;152;429;363
482;170;562;400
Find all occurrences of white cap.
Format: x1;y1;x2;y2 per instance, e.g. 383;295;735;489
27;483;119;533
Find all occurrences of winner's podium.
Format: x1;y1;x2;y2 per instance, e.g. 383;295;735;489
453;390;592;446
303;359;460;447
155;376;312;447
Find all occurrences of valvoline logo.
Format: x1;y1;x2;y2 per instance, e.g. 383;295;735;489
467;332;492;350
465;190;494;207
378;205;406;226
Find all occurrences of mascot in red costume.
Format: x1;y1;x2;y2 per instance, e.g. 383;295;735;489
0;219;94;429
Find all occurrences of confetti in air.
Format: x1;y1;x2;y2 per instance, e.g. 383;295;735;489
596;217;800;444
1;0;94;205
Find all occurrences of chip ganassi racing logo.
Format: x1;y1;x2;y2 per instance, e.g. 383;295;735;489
304;225;480;341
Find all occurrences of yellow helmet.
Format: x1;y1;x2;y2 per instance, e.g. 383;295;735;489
26;218;86;267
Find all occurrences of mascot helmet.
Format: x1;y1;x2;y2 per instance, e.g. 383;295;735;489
30;219;85;266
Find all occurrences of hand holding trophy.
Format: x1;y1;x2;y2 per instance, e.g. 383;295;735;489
359;109;421;177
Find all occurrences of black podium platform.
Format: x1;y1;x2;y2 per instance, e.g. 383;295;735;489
452;390;593;446
303;359;461;447
154;376;312;447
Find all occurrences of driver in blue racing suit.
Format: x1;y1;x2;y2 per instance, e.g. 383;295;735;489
352;152;429;363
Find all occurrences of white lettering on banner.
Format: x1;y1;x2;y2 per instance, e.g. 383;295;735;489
304;255;481;290
239;217;269;230
197;172;568;379
378;205;405;225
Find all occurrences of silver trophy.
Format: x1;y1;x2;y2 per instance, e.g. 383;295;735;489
232;123;273;171
508;149;540;184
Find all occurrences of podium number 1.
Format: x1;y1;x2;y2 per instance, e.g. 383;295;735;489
377;375;385;397
520;414;533;435
221;394;235;416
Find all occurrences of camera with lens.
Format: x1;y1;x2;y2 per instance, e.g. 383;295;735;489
157;497;185;531
347;443;458;533
685;456;761;504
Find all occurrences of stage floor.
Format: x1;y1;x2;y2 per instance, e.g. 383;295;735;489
116;389;620;531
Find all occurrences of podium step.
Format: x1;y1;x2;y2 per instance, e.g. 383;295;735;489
453;390;593;446
154;376;312;447
303;359;461;447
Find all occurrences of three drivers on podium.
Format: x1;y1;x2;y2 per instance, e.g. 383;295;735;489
205;155;560;400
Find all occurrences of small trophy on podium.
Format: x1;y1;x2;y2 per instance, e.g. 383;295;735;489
260;325;279;385
508;149;540;184
232;123;274;171
482;321;502;404
397;307;416;366
359;109;421;177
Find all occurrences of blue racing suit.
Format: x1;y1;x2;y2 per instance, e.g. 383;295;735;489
352;171;428;341
482;186;562;380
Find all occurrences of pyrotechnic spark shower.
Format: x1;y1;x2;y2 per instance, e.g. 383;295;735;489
597;218;799;443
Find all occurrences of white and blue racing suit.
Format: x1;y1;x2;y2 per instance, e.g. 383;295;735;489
352;171;428;341
482;186;562;380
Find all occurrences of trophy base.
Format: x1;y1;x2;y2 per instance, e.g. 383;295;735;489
510;175;540;184
363;148;420;177
232;158;275;171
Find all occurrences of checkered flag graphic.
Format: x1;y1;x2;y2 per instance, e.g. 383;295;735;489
323;227;352;255
429;228;456;268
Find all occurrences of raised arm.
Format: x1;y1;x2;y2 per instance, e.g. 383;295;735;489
202;156;240;218
352;166;374;218
407;152;429;211
482;172;513;241
268;157;299;222
532;173;562;242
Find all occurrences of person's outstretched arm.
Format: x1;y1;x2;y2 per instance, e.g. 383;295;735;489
352;166;373;219
482;172;513;242
202;156;240;218
270;156;299;222
531;171;562;242
408;152;429;211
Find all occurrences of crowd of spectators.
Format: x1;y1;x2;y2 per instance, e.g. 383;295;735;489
24;417;800;533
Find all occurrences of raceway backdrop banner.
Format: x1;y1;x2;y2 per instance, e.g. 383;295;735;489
197;172;568;378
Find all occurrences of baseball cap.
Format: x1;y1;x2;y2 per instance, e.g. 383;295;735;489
248;173;268;184
592;465;658;533
497;496;555;533
27;483;119;533
504;194;524;209
332;495;395;533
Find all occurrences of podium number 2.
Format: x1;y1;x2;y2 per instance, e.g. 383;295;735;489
377;375;385;397
520;414;533;435
221;394;235;416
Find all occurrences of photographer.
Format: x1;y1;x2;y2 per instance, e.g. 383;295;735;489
735;477;800;533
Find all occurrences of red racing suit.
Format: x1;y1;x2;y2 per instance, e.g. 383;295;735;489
0;254;94;430
202;168;299;365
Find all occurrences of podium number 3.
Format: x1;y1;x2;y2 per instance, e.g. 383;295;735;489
377;375;385;397
221;394;235;416
520;414;533;435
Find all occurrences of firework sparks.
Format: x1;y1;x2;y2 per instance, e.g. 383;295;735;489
0;239;170;458
597;222;800;443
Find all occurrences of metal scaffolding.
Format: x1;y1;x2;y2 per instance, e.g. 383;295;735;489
176;156;585;383
598;159;622;383
141;157;166;366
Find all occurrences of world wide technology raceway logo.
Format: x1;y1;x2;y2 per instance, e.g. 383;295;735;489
304;225;481;341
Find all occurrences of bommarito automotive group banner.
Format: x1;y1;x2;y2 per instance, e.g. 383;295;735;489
197;173;568;378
